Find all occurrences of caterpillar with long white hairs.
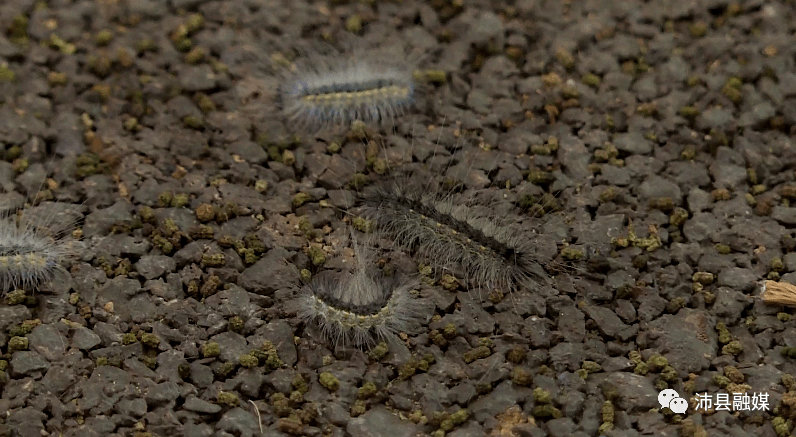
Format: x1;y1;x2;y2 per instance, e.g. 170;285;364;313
275;36;425;132
287;234;427;348
0;183;83;297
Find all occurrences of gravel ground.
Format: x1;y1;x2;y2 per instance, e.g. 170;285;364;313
2;0;796;436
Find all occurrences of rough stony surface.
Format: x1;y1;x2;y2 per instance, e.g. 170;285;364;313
2;0;796;437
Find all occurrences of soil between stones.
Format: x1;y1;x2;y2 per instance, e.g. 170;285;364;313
2;1;796;437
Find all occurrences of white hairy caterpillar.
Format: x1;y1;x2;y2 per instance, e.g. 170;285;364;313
275;35;425;133
0;174;84;296
287;235;426;348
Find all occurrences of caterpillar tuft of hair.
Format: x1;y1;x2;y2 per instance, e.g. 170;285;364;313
287;237;425;348
359;181;550;294
276;38;423;133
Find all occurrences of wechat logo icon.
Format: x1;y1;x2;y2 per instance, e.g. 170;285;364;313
658;389;688;414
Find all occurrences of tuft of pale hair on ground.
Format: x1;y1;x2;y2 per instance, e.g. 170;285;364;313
760;280;796;307
489;405;536;436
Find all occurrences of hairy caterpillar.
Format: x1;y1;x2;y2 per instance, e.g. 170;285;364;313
276;36;425;133
359;180;552;294
287;235;426;348
0;177;84;296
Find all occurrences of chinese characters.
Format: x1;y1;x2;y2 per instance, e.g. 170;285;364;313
694;392;769;412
